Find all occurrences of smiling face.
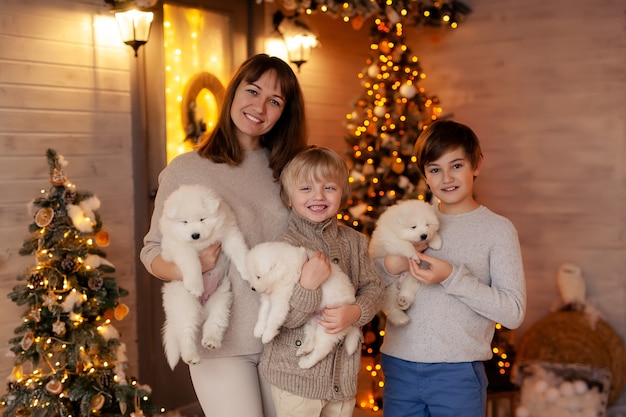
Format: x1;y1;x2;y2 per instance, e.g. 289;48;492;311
424;146;482;214
288;175;343;224
230;70;285;149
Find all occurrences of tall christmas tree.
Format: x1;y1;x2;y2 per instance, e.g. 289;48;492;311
327;2;471;412
338;2;471;235
1;150;162;417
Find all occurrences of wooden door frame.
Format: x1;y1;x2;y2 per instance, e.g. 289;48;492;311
131;0;267;412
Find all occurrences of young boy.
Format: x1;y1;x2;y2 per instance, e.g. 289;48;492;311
259;146;383;417
377;120;527;417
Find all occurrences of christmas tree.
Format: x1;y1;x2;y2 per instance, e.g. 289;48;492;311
484;323;517;392
331;2;471;412
341;17;438;235
1;150;162;417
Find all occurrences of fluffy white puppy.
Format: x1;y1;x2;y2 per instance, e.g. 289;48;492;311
369;199;442;326
246;241;361;369
159;184;250;369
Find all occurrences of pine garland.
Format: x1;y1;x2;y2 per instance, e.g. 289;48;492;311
272;0;471;28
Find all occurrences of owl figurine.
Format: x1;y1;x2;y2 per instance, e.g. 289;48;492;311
556;262;586;307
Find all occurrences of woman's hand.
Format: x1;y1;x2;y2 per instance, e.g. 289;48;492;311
199;242;221;272
299;251;331;290
150;242;221;281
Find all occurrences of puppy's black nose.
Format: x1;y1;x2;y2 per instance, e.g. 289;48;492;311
420;234;428;241
251;287;256;291
191;233;200;240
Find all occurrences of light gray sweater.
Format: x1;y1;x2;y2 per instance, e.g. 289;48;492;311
140;149;289;357
378;205;526;363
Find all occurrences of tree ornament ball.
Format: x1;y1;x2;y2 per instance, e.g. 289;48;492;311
399;83;417;99
367;64;380;78
386;7;401;25
351;15;364;30
392;160;406;174
362;163;375;176
374;106;386;118
379;41;391;54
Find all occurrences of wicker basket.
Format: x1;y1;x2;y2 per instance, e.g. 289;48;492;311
515;309;626;405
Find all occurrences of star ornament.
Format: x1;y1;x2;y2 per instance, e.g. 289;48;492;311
52;319;66;336
42;291;57;309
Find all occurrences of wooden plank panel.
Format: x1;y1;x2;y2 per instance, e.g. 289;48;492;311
0;110;131;133
0;61;130;91
0;133;128;155
0;85;130;112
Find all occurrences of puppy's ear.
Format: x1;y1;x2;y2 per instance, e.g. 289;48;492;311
163;199;178;219
201;190;221;214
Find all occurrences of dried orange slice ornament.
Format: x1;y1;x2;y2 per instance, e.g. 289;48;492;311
95;230;110;247
35;208;54;227
90;394;105;411
114;304;129;321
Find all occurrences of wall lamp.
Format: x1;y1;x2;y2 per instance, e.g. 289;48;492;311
114;8;154;57
273;11;318;71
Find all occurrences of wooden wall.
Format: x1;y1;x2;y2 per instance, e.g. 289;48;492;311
295;0;626;405
299;0;626;345
1;0;625;408
0;0;140;379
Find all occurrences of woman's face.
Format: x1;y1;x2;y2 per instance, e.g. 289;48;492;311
230;70;285;148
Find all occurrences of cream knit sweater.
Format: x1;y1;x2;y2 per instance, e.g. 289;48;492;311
140;149;289;357
260;211;384;401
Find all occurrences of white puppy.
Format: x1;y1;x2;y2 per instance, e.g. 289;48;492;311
369;199;442;326
246;241;361;369
159;184;250;369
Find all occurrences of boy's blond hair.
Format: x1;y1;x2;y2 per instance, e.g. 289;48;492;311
280;146;351;209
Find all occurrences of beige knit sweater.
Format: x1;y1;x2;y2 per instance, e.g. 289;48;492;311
140;149;290;357
259;211;384;401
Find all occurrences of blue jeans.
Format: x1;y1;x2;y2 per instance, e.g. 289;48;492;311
381;354;487;417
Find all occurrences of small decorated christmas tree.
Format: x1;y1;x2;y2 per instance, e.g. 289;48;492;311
1;149;162;417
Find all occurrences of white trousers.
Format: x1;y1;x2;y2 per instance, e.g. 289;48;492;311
189;353;276;417
270;385;355;417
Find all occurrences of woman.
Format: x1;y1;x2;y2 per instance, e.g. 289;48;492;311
141;54;308;417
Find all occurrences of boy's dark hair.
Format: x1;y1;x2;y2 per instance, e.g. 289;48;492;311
414;120;483;176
